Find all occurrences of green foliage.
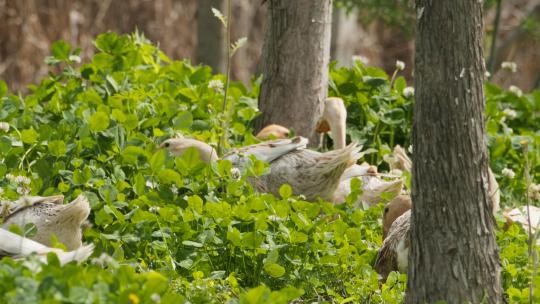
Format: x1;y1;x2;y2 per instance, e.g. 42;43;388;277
328;61;413;166
0;32;539;303
335;0;415;35
0;32;393;303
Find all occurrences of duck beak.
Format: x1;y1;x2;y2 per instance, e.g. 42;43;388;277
315;119;330;133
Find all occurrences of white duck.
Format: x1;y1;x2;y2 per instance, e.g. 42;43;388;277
315;97;347;149
161;136;362;201
314;97;404;205
0;228;93;265
2;194;91;250
503;206;540;245
384;145;500;213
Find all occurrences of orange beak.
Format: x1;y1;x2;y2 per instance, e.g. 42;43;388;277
315;119;330;133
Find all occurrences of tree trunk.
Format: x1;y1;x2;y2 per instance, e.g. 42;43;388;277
331;7;360;68
255;0;333;146
406;1;502;303
195;0;226;73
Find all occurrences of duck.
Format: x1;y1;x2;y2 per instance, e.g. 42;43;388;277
332;163;404;207
2;194;91;250
316;97;347;149
0;228;94;265
161;136;363;201
374;182;501;281
503;206;540;244
159;135;218;163
313;97;404;205
374;195;412;282
255;124;290;140
384;145;500;213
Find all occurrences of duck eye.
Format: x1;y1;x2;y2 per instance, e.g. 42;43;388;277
164;142;170;148
384;207;389;214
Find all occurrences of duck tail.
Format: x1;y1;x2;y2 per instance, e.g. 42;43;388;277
321;142;363;174
59;194;91;224
393;145;412;173
55;243;95;265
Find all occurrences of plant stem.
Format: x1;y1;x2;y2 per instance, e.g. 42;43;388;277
487;0;503;77
217;0;232;156
523;141;535;304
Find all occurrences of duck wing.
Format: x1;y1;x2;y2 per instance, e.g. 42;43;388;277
223;136;308;167
374;210;411;282
1;195;64;222
256;142;363;201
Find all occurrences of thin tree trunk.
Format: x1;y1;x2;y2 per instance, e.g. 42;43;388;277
406;1;502;303
255;0;333;146
195;0;226;73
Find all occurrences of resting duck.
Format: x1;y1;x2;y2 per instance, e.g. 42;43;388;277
375;185;501;281
256;124;290;140
384;145;500;213
0;228;93;265
332;163;404;206
503;206;540;244
374;195;412;281
2;194;91;250
161;136;362;201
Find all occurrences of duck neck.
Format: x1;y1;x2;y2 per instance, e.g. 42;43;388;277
329;118;346;150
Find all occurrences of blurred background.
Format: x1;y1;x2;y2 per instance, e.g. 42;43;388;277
0;0;539;93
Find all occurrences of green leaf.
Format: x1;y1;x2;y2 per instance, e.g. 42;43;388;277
48;140;66;157
290;231;308;244
172;111;193;130
182;240;203;248
157;169;182;186
279;184;292;199
240;286;271;304
227;227;242;247
51;40;71;60
187;195;204;214
145;271;168;293
88;111;110;132
182;147;202;168
0;80;7;97
263;263;286;278
112;109;126;122
95;32;129;55
122;146;147;164
21;128;39;144
150;149;166;172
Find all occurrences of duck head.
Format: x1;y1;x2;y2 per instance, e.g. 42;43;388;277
383;195;412;239
316;97;347;150
256;124;290;140
160;137;218;163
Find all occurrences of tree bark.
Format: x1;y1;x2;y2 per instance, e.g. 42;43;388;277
407;1;502;303
255;0;333;145
195;0;226;73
